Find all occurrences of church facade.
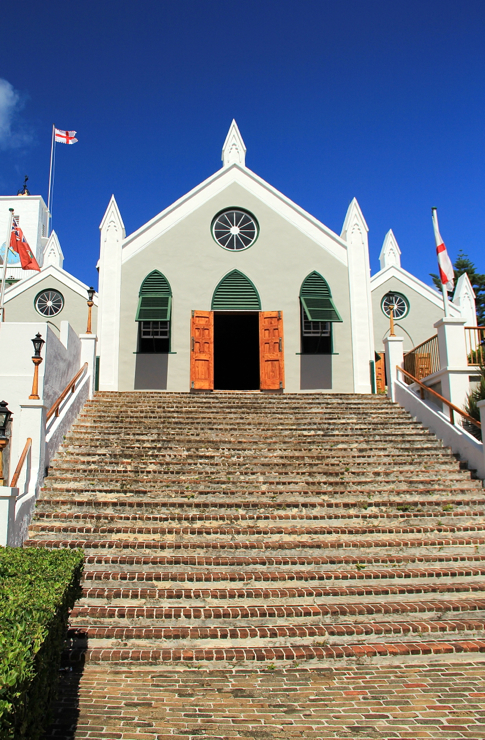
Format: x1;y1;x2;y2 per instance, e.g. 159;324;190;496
97;122;375;394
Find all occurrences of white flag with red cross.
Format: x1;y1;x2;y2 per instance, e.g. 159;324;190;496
55;128;78;144
432;207;454;291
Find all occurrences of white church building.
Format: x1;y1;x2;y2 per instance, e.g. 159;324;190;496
95;121;475;394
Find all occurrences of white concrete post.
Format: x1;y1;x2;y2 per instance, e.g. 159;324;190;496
14;401;47;496
478;400;485;480
383;335;404;402
434;317;470;411
0;487;18;545
79;334;98;399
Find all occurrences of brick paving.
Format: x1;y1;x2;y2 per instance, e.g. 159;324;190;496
31;392;485;738
45;662;485;739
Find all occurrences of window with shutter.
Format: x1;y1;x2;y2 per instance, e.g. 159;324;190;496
300;272;341;354
136;270;172;353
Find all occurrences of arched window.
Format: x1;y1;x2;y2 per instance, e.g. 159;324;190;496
300;272;342;354
135;270;172;353
211;269;261;310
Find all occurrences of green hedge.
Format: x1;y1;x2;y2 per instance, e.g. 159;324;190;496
0;548;84;740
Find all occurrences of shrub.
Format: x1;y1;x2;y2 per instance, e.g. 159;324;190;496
0;548;84;739
465;365;485;441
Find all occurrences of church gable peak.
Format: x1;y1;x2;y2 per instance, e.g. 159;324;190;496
222;120;246;168
379;229;402;270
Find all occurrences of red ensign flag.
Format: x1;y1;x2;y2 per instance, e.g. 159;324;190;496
10;218;40;271
55;128;78;144
432;208;454;291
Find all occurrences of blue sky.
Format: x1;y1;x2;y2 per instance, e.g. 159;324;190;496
1;0;484;288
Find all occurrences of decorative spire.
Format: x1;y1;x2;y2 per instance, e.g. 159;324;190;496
221;120;246;168
379;229;401;270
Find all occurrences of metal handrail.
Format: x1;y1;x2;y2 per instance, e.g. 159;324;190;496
10;438;32;487
396;365;481;429
46;362;88;422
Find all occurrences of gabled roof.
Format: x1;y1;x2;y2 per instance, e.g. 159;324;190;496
370;263;461;316
121;163;350;266
4;264;98;305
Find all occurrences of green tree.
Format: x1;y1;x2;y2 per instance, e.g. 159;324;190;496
464;365;485;441
431;251;485;325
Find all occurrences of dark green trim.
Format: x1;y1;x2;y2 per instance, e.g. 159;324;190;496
211;269;261;310
133;351;177;354
139;270;171;297
300;272;342;322
135;295;172;322
370;360;376;394
95;356;100;392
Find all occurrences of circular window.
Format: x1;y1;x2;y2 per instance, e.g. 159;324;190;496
35;289;64;317
381;291;409;319
212;209;258;251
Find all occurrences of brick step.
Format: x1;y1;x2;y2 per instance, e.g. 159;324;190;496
53;455;461;471
67;617;485;642
63;435;448;451
34;496;485;512
42;474;479;488
82;565;485;583
69;596;485;623
26;535;485;551
33;508;485;522
80;551;485;568
40;483;483;496
61;638;485;664
78;580;485;602
28;521;485;538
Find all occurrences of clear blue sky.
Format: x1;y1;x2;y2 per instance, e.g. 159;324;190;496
1;0;484;289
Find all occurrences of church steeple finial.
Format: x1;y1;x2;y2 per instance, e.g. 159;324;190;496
17;175;30;196
222;120;246;168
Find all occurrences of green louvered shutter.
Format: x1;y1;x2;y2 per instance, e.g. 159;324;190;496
135;270;172;321
300;272;342;322
211;270;261;310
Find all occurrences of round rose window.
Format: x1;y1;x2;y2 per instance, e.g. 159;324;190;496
212;209;258;251
35;289;64;317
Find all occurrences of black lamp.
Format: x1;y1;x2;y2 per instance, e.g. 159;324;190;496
87;286;95;303
31;333;45;358
0;401;12;439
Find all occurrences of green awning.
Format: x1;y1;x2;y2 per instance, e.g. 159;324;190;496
135;295;172;322
300;271;342;322
301;295;342;322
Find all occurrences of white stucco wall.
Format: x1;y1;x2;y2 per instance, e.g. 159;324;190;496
116;181;355;393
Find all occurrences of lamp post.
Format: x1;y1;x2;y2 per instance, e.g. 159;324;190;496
0;401;13;485
389;306;395;338
29;333;45;400
86;287;95;334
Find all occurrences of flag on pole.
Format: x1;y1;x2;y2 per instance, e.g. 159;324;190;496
432;207;454;291
10;218;40;271
54;128;78;144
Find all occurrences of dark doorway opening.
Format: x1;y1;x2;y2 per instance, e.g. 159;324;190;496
214;313;260;390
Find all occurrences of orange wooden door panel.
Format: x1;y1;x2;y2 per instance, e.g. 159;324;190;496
259;311;285;390
190;311;214;390
375;352;386;394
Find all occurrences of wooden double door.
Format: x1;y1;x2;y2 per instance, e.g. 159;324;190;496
190;311;285;390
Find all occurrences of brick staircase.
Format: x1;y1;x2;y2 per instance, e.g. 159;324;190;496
30;392;485;739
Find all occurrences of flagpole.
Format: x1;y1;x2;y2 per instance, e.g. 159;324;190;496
432;207;451;318
0;209;14;323
47;124;55;236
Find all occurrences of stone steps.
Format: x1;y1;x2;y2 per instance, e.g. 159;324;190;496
28;391;485;674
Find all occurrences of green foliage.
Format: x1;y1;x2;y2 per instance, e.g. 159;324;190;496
464;365;485;441
430;251;485;325
0;548;84;740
